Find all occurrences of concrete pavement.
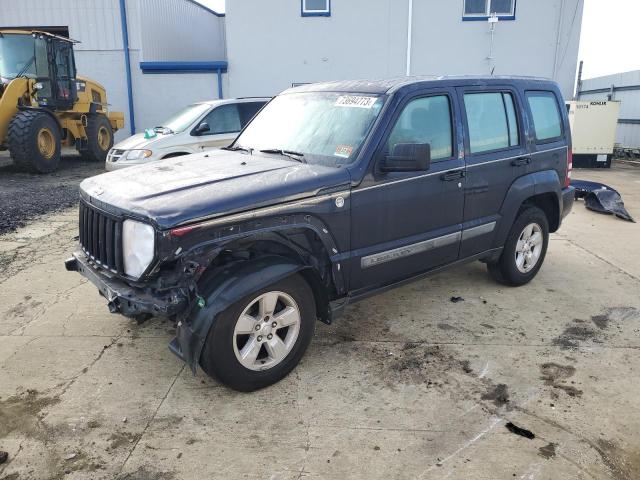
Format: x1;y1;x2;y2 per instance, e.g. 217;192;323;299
0;163;639;479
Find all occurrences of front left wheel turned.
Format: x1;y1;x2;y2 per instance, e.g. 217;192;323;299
199;274;316;392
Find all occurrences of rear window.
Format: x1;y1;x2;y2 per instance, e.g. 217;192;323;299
463;92;519;154
526;91;562;142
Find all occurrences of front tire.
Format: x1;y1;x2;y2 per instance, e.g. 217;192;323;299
7;110;61;173
200;274;316;392
487;206;549;286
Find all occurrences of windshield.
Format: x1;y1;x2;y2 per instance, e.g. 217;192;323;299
159;103;211;133
0;34;44;81
235;92;385;167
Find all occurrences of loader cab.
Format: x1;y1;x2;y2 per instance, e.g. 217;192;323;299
0;31;77;109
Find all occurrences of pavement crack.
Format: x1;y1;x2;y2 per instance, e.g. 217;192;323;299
117;364;185;476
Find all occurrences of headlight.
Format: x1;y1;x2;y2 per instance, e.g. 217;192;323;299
122;220;155;278
126;149;152;160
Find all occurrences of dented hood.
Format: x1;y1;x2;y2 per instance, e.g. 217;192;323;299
80;150;351;230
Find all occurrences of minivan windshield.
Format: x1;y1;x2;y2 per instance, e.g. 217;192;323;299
159;103;211;133
234;92;385;167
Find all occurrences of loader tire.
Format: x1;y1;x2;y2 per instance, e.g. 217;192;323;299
7;110;61;174
79;114;113;162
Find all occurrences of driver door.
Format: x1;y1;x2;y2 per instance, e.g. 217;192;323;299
50;40;77;109
348;89;465;292
193;104;243;150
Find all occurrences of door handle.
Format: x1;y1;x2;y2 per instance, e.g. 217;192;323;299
511;157;531;166
441;169;466;181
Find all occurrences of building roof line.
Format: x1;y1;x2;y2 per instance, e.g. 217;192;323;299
184;0;225;17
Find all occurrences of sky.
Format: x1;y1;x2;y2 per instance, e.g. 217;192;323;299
194;0;640;80
578;0;640;79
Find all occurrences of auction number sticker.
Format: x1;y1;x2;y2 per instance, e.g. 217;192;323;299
335;96;378;108
334;145;354;158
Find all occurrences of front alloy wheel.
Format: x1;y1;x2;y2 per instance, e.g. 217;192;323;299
199;273;316;391
233;291;301;371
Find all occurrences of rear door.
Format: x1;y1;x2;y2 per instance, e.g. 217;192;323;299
456;85;528;258
348;88;465;292
194;103;243;150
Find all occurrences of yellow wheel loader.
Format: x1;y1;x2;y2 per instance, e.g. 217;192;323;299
0;30;124;173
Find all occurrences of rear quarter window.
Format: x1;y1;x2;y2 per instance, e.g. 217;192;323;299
526;91;563;142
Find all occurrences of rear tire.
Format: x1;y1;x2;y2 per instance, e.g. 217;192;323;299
487;206;549;286
79;114;113;162
7;110;61;173
200;273;316;392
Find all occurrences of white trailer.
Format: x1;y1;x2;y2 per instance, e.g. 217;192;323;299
567;100;621;168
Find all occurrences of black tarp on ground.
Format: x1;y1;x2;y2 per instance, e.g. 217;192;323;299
571;180;635;223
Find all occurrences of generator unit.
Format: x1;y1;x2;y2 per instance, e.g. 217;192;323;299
567;100;620;168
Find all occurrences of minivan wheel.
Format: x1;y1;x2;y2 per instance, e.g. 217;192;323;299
487;206;549;286
199;274;316;392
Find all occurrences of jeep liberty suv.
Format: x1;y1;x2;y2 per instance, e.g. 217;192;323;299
66;76;575;391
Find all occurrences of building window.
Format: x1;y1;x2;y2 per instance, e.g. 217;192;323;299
463;0;516;20
301;0;331;17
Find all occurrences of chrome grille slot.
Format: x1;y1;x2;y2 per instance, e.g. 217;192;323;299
79;201;123;273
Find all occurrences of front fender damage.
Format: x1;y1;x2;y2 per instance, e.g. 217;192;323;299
169;255;307;373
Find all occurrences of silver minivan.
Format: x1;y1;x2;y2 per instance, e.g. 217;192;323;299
105;97;269;170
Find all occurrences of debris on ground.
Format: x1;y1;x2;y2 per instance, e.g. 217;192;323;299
450;296;464;303
571;180;635;222
505;422;535;439
0;450;8;464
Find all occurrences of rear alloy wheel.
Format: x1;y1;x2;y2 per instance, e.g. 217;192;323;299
79;114;113;162
487;206;549;286
200;274;316;391
7;110;61;173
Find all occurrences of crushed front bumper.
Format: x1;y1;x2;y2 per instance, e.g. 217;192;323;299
65;251;189;318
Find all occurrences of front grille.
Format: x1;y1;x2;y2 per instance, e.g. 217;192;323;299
79;202;123;273
107;149;126;163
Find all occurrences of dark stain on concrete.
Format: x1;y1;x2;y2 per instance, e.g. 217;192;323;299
0;389;61;438
552;325;597;349
481;384;510;407
540;362;582;398
538;442;557;459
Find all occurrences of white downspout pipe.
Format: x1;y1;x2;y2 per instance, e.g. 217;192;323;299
406;0;413;76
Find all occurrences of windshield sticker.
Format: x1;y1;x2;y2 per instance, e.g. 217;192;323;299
335;96;378;109
334;145;354;158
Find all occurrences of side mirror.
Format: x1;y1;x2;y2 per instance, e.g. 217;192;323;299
194;122;210;135
381;143;431;172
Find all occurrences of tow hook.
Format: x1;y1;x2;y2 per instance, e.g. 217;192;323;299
107;301;119;313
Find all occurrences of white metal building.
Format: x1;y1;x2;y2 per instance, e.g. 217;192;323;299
577;70;640;148
0;0;228;141
226;0;584;100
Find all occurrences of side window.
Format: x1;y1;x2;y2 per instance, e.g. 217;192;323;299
463;92;518;154
202;104;241;135
526;91;562;142
386;95;453;161
238;102;265;127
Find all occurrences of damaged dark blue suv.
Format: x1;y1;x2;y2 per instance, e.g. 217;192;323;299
66;76;575;391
